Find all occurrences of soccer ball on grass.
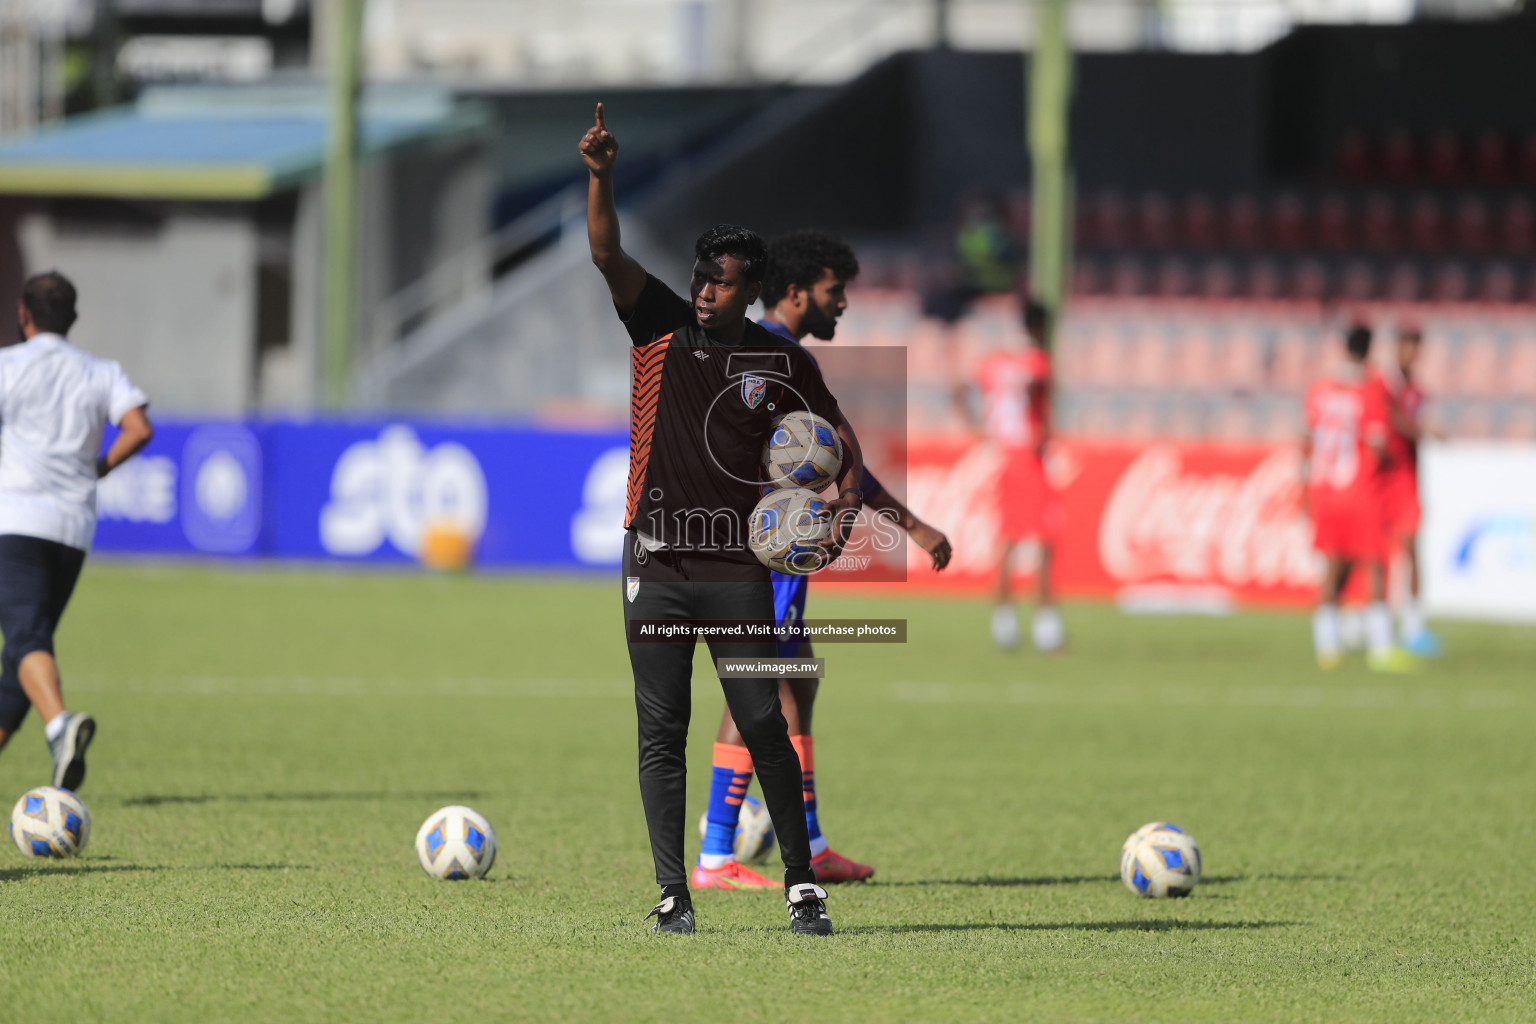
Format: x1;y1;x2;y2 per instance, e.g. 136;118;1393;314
415;805;497;880
10;786;90;859
1120;821;1201;897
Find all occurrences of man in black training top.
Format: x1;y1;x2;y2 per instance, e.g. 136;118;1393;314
581;103;864;936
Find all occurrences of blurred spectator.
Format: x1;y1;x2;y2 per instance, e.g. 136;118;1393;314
955;193;1019;296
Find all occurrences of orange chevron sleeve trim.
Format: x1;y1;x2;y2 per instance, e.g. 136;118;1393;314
625;336;672;527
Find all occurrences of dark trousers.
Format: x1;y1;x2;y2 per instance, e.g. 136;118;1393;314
0;534;86;733
622;534;813;889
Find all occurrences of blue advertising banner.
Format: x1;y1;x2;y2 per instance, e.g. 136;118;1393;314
94;419;631;569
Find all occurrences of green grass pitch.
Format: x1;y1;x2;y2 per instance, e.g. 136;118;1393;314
2;563;1533;1022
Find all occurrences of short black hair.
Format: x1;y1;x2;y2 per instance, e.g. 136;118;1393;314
694;224;766;284
1345;323;1372;360
21;271;78;335
761;229;860;307
1023;298;1050;339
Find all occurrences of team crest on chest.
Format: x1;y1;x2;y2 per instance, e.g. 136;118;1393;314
626;577;640;603
741;374;768;409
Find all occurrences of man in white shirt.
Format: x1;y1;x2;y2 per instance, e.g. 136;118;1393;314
0;271;154;790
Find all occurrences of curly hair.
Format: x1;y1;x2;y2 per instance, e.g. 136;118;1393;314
695;224;766;284
761;230;860;308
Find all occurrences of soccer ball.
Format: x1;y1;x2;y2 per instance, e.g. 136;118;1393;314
10;786;90;859
1120;822;1201;897
696;794;776;865
748;487;831;575
415;805;497;880
762;411;842;493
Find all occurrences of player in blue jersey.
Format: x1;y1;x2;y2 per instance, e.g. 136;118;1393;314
693;230;952;889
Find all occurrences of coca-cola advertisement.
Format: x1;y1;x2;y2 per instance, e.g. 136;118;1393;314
899;439;1324;606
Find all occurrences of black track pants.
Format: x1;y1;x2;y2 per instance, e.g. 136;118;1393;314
622;536;813;889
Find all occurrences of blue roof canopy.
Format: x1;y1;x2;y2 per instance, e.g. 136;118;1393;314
0;84;487;200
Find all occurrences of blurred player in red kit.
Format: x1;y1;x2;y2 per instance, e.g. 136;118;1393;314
1303;324;1415;673
1381;325;1441;658
958;299;1065;653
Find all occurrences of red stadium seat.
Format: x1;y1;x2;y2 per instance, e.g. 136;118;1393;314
1219;327;1266;391
1362;192;1397;251
1318;193;1353;249
1428;128;1463;184
1505;339;1536;396
1452;195;1490;253
1335;128;1373;182
1504;197;1535;255
1247;258;1283;299
1271;192;1310;249
1227;193;1264;249
1386;261;1422;302
1270;329;1317;390
1110;256;1145;297
1521;132;1536;183
1383;128;1417;182
1407;193;1444;251
1139;191;1175;248
1155;257;1192;297
1093;190;1129;247
1292;258;1327;301
1081;325;1128;389
1431;261;1471;303
1199;258;1237;299
1339;259;1377;301
1173;328;1217;390
1415;332;1453;393
1183;193;1219;248
1481;262;1519;303
1128;328;1169;390
1455;334;1500;395
1474;130;1510;184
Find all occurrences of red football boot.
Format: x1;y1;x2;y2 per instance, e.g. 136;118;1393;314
690;859;777;890
810;847;874;883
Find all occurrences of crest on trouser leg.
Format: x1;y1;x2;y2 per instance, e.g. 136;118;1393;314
626;577;640;602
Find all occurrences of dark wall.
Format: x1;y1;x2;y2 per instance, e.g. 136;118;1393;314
1266;20;1536;175
903;52;1028;223
637;17;1536;240
1074;52;1267;190
640;57;912;250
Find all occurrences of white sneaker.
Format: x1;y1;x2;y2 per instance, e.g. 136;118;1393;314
990;606;1020;650
1032;607;1065;653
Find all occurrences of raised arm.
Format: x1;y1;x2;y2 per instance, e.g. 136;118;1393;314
97;405;153;479
580;102;648;314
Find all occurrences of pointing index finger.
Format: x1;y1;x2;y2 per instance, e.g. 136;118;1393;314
594;102;606;129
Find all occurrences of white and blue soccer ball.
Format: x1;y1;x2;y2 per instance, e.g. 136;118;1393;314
762;411;842;493
415;805;497;880
748;487;832;575
697;795;776;865
10;786;90;859
1121;822;1201;897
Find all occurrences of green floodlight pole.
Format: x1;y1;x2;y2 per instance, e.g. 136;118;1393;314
322;0;365;408
1027;0;1073;352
